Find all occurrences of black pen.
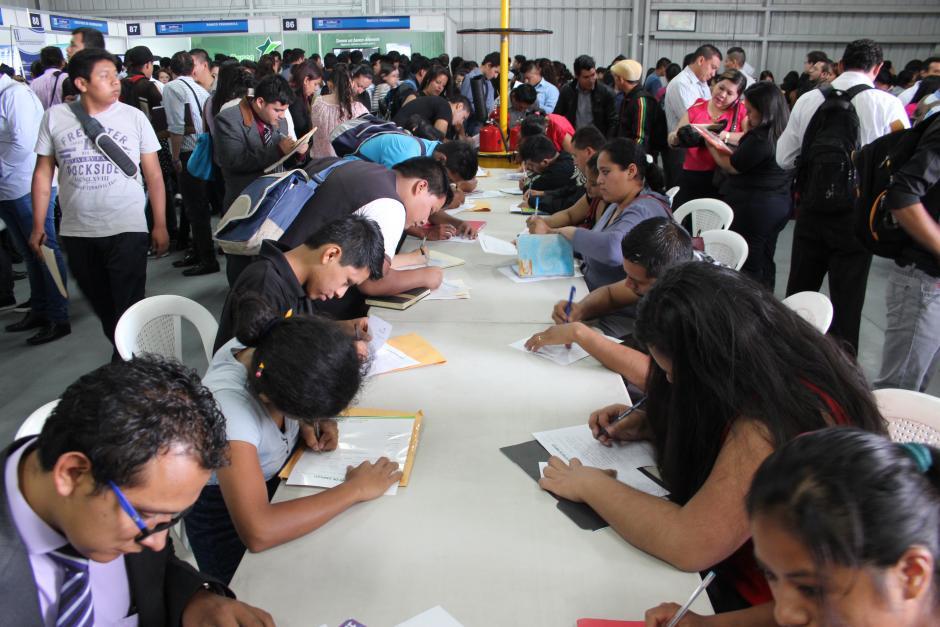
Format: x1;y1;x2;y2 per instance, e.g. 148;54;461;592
598;397;647;440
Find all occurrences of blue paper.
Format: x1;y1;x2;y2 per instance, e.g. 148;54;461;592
515;234;574;277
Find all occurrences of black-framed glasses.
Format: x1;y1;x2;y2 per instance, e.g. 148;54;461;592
109;480;190;543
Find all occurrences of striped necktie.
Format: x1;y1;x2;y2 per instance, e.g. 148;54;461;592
48;546;94;627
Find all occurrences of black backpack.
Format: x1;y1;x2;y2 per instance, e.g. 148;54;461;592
795;84;871;213
854;113;940;258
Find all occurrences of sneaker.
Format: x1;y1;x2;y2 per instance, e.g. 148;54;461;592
13;298;31;313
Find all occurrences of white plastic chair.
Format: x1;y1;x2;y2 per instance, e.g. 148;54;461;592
875;388;940;446
665;186;680;206
114;295;218;362
701;229;748;271
782;291;834;334
14;399;59;440
672;198;734;236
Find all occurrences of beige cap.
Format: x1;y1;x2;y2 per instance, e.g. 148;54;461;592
611;59;643;82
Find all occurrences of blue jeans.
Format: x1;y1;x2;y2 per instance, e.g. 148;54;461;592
875;263;940;392
0;191;67;322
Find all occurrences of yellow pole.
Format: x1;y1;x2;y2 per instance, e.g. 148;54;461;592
499;0;510;143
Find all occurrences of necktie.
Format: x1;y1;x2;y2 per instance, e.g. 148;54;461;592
261;125;273;146
48;546;94;627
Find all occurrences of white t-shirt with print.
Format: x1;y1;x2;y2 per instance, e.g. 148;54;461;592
354;198;407;260
34;101;160;237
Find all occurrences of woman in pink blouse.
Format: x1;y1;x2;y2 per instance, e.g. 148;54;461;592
310;63;369;158
667;69;748;209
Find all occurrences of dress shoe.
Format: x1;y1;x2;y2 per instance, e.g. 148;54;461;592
26;322;71;345
182;262;220;277
13;298;31;313
172;252;199;268
6;312;47;332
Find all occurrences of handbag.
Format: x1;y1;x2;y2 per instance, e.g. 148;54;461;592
182;80;215;181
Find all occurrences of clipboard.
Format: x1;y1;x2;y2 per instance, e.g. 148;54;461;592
691;124;733;154
41;245;67;298
278;408;424;487
263;126;317;173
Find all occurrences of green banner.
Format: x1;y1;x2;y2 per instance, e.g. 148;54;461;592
189;31;443;61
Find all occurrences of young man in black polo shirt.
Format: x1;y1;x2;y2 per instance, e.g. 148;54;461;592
393;94;472;139
518;134;580;214
214;215;385;351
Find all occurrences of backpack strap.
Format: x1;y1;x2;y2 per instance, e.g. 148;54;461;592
67;101;138;178
49;71;63;108
845;84;872;100
181;78;206;134
307;157;356;187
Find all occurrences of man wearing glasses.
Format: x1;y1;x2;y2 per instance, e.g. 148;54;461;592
1;356;274;626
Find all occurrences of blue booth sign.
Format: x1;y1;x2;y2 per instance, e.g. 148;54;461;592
313;16;410;31
156;20;249;35
50;15;108;34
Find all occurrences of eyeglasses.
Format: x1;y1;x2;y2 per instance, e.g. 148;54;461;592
108;480;190;543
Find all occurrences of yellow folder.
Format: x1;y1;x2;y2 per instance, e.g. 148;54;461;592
383;333;447;374
278;408;423;487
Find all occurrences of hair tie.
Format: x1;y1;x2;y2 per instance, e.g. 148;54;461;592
900;442;933;474
258;309;294;341
645;154;653;165
255;362;265;378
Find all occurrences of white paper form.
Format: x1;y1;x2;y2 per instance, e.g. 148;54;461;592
504;171;524;181
498;186;524;196
496;265;583;284
425;279;471;300
41;245;67;298
395;606;465;627
465;189;502;199
509;338;592;365
398;249;466;271
533;424;669;497
366;315;392;355
368;344;421;377
478;233;518;255
286;417;415;495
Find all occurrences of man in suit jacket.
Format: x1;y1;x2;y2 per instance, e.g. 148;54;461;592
214;74;308;213
0;356;273;626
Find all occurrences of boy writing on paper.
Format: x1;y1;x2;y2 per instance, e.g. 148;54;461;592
186;295;402;585
517;135;581;215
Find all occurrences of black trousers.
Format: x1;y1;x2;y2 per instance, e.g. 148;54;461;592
662;146;686;190
672;169;719;213
178;152;214;265
61;232;148;350
725;188;792;290
785;208;872;353
0;231;12;300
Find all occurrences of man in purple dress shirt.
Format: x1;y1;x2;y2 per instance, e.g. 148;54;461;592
29;47;67;110
0;356;274;626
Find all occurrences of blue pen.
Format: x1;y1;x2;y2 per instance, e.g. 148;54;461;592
564;285;576;320
534;195;540;215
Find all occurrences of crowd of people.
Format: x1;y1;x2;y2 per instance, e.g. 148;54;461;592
1;24;939;627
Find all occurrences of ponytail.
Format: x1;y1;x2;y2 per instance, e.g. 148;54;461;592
331;62;355;120
600;138;665;194
233;293;364;422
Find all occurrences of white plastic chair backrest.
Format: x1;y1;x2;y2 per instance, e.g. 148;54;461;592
114;295;218;362
876;388;940;446
665;186;680;206
701;229;748;271
782;291;834;333
672;198;734;236
15;399;59;440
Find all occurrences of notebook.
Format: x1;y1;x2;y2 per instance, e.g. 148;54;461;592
264;126;318;172
365;286;430;310
280;410;423;496
515;234;575;277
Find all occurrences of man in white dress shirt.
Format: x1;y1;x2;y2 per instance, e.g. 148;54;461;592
777;39;909;353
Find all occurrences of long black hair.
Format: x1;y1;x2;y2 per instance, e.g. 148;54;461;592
419;65;451;97
748;428;940;602
599;138;666;194
634;263;885;504
234;294;363;423
328;62;356;119
212;63;255;117
742;80;789;143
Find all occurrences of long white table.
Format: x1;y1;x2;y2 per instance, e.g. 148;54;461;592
229;170;713;626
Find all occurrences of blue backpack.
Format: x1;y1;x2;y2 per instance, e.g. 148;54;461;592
330;114;412;157
214;159;352;256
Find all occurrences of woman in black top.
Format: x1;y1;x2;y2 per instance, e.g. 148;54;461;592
706;81;792;289
288;60;323;139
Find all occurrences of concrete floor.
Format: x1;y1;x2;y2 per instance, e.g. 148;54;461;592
1;221;937;443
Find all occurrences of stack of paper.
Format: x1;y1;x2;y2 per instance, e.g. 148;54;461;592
478;233;517;255
398;250;465;271
504;171;524;181
499;187;524;196
533;424;668;497
497;265;582;284
465;189;502;200
425;279;471;300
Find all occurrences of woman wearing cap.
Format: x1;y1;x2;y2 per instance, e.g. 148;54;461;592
611;59;662;156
